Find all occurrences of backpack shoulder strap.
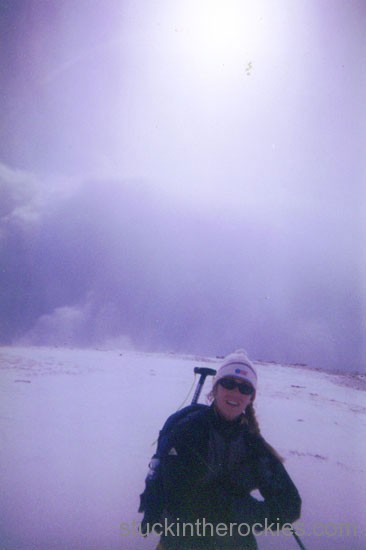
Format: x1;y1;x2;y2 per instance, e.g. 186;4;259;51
157;404;209;452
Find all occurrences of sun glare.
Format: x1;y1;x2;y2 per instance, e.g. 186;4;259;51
172;0;267;74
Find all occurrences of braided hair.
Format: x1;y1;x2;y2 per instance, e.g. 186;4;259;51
207;389;284;463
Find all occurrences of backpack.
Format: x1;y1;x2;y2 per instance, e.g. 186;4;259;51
138;403;208;524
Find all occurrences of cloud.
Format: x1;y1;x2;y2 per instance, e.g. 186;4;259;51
0;164;364;371
16;305;87;347
0;164;82;342
0;163;39;221
16;298;134;350
0;163;79;232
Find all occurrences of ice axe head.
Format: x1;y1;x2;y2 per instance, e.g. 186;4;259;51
191;367;217;404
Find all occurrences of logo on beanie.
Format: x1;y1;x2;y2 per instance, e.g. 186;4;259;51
235;368;248;376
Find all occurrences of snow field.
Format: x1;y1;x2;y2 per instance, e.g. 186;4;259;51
0;347;365;549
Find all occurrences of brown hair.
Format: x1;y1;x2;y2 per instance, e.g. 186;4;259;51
207;388;284;463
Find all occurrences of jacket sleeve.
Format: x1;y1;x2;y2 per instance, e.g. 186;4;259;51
232;438;301;529
138;452;165;533
138;413;183;528
138;414;192;530
251;439;301;527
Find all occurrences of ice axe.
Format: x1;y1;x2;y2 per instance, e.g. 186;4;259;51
290;530;306;550
191;367;217;404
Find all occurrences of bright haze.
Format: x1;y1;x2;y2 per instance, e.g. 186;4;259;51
0;0;365;371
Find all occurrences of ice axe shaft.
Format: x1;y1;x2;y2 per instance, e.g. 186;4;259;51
192;367;217;404
291;529;306;550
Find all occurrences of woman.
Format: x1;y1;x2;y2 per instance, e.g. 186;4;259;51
139;350;301;549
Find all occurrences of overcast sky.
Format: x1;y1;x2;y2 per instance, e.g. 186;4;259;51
0;0;365;371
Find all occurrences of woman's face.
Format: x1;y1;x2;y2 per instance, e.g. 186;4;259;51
214;377;253;421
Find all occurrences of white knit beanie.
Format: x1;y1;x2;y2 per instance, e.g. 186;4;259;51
213;349;257;393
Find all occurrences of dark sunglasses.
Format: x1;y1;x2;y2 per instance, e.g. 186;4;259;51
218;378;254;395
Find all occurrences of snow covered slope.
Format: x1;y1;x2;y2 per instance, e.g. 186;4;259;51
0;347;365;549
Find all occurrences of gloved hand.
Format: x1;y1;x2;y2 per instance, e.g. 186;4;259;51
231;493;268;530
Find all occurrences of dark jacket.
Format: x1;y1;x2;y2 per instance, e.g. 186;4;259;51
139;404;301;549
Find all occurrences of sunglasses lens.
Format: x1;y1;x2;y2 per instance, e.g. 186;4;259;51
238;384;254;395
219;378;236;390
219;378;254;395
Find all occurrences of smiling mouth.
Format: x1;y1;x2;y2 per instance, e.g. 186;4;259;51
226;400;239;407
